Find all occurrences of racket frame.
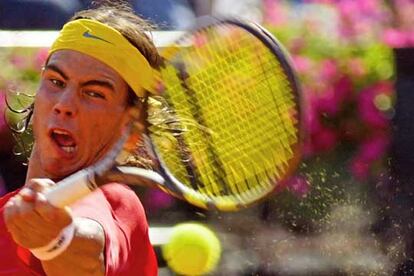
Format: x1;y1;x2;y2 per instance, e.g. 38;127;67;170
147;16;304;210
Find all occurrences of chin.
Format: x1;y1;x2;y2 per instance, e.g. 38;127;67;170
43;160;80;180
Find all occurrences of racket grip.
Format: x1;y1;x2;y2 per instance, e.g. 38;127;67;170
45;169;97;208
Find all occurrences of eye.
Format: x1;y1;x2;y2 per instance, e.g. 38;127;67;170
50;78;65;88
84;90;106;100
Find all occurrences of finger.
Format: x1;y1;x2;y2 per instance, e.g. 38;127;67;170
4;195;36;228
3;196;34;237
34;193;73;227
19;188;37;202
3;196;20;226
5;195;70;248
6;194;51;231
25;178;56;193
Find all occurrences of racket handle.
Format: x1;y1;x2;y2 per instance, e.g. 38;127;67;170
45;169;97;208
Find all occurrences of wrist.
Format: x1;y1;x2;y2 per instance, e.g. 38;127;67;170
29;222;76;261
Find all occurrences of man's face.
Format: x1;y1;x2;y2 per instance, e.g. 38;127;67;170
32;50;131;179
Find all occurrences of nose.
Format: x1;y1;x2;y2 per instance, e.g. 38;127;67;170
53;88;78;117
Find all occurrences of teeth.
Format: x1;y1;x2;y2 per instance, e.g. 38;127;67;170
61;146;76;153
53;129;71;135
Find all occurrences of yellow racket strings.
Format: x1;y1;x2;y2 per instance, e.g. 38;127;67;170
153;23;299;210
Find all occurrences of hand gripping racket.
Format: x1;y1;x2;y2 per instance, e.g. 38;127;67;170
45;17;303;211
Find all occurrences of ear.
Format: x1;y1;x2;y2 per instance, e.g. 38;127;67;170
120;106;133;128
123;104;147;133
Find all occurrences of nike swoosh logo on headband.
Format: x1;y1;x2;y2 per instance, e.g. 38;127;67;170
82;31;113;44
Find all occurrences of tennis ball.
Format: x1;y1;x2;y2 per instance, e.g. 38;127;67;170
162;222;221;275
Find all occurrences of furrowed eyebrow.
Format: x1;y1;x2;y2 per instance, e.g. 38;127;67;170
43;64;68;80
81;80;116;93
44;64;116;93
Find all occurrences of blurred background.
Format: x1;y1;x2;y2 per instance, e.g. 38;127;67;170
1;0;414;275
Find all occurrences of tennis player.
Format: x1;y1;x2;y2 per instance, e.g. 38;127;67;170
0;3;161;275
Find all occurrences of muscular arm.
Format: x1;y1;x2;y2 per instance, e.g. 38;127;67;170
3;179;106;276
41;217;105;276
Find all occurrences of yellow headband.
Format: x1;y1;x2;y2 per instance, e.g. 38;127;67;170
49;19;159;97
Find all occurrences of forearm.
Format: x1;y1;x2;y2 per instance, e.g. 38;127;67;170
41;217;105;276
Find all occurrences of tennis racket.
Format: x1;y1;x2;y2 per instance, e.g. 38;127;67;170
45;17;303;211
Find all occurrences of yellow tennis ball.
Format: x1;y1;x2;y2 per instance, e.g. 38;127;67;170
162;222;221;275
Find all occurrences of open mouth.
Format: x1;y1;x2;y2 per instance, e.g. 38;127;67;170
50;129;77;154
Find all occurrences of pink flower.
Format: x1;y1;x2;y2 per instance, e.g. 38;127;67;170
334;0;386;40
383;28;409;48
407;30;414;46
10;54;27;70
292;55;312;74
303;89;322;134
350;157;370;180
357;81;393;129
349;134;390;180
315;77;352;116
144;189;175;212
307;0;335;4
311;126;338;153
320;59;339;81
336;0;384;19
315;87;339;115
263;0;288;26
0;92;6;130
358;134;389;163
286;175;311;198
34;48;49;70
302;85;344;156
337;1;359;19
359;0;381;12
